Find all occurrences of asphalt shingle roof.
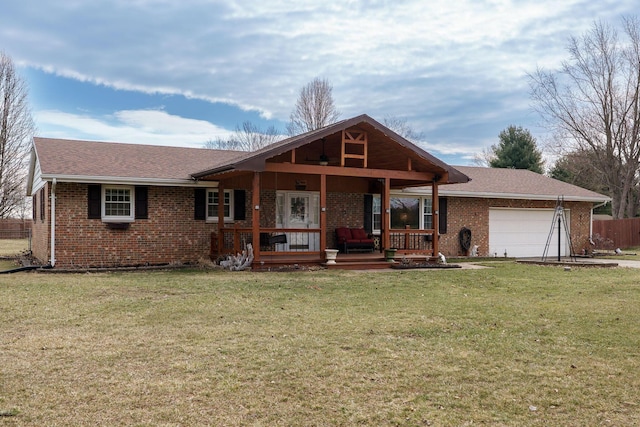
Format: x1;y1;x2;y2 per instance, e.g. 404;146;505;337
438;166;609;202
34;137;243;181
31;138;610;203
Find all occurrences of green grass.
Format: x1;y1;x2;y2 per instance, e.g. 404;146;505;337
1;263;639;425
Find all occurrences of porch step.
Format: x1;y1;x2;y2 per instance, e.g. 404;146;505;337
251;252;423;271
325;260;393;270
325;253;394;270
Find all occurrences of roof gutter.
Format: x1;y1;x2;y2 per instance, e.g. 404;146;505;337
191;165;237;180
40;174;218;188
402;187;611;203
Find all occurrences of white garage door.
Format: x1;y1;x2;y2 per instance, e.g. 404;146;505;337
489;208;571;258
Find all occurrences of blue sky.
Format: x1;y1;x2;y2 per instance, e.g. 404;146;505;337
1;0;637;165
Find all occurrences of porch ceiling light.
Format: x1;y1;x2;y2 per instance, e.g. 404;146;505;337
319;138;329;165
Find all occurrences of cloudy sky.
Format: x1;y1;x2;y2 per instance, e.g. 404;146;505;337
1;1;637;165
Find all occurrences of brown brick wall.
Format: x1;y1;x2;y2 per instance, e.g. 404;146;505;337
46;183;222;268
259;190;276;228
326;192;365;248
31;181;595;266
438;197;593;257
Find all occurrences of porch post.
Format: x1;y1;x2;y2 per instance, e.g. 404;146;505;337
252;172;261;264
217;183;225;255
432;180;439;257
320;173;327;253
382;177;391;250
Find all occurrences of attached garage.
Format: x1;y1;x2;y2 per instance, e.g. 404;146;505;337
488;208;571;258
389;166;611;258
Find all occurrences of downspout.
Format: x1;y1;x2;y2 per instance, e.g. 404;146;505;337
590;200;608;245
50;178;56;267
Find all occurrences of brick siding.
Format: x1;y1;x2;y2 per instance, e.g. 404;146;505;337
326;192;365;248
32;182;595;267
438;197;593;257
35;183;220;268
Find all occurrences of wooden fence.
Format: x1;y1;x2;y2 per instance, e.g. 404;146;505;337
592;218;640;249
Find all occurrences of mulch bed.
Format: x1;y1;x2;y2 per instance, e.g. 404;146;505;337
391;262;461;269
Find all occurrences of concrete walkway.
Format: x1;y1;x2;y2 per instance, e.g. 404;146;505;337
518;256;640;269
587;258;640;268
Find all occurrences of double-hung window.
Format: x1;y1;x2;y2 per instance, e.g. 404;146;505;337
102;186;135;222
423;198;433;229
372;195;382;233
207;189;233;222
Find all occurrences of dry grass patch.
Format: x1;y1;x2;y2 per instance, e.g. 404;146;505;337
0;239;29;257
1;264;640;425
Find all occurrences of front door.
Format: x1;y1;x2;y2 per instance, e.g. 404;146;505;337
276;191;320;251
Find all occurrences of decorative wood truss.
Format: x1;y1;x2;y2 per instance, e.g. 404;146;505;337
341;130;368;167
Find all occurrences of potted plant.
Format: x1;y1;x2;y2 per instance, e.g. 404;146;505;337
324;248;339;264
384;248;397;262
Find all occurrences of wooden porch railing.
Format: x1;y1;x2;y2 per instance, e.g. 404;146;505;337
210;226;436;258
389;229;436;255
215;226;322;255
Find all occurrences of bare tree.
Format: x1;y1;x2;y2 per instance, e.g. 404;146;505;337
382;115;425;142
205;121;281;151
0;52;35;219
204;136;233;150
472;146;496;167
287;77;340;135
550;148;611;194
233;121;280;151
529;17;640;218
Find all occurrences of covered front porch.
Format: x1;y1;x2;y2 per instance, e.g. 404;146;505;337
213;225;442;267
192;115;469;269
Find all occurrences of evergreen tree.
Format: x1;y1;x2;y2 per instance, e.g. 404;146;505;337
489;125;544;173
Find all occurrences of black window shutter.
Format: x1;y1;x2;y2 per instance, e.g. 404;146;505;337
135;186;148;219
194;188;206;220
363;194;373;233
39;188;45;221
438;197;448;234
234;190;246;221
88;185;101;219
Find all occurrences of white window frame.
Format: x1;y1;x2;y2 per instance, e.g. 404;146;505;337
102;185;135;223
207;189;234;223
423;198;433;230
382;194;435;230
372;195;382;234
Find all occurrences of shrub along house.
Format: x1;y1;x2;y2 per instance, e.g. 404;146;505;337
26;114;470;269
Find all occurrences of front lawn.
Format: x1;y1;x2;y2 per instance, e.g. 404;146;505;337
1;263;639;425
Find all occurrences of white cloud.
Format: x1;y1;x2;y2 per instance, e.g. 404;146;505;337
6;0;607;118
5;0;639;163
34;109;232;147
